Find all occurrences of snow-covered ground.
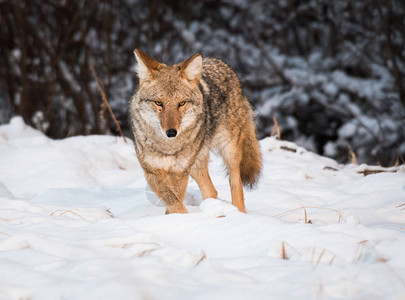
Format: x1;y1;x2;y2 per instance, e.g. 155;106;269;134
0;117;404;299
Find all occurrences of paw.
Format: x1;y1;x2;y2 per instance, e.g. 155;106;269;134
165;204;188;214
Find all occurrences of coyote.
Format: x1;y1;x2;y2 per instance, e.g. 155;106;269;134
130;49;262;214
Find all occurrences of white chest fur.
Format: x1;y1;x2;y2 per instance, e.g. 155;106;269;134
143;152;190;172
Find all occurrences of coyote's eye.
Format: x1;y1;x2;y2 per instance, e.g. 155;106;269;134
178;101;186;107
154;101;163;107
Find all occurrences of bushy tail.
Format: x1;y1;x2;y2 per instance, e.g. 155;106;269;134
240;121;262;189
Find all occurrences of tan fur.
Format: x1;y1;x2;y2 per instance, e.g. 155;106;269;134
130;49;262;214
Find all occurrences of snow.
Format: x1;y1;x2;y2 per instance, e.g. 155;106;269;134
0;117;404;299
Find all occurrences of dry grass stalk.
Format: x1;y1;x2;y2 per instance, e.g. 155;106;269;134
392;156;399;168
90;63;127;142
353;240;368;264
357;165;399;176
311;247;316;262
272;206;346;223
50;209;85;219
138;248;157;257
311;248;335;266
348;145;357;165
280;241;302;260
282;242;286;259
398;150;405;165
315;249;326;266
280;146;297;153
270;116;281;140
105;208;113;217
65;127;74;138
329;255;336;265
388;149;405;167
194;251;207;267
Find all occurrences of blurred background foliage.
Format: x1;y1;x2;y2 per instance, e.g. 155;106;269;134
0;0;404;165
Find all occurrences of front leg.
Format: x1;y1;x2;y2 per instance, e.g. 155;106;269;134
190;150;218;200
145;170;189;214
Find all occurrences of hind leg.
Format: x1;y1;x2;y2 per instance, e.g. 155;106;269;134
219;139;246;213
190;151;218;200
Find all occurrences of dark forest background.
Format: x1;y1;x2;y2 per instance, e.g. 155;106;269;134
1;0;404;165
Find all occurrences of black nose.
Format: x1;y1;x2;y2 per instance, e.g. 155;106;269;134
166;129;177;138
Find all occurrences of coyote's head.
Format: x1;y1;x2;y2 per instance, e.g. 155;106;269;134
133;49;203;139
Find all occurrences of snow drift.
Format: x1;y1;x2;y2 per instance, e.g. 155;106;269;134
0;117;404;299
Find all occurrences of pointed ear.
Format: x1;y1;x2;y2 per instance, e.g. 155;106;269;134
180;53;202;82
134;49;160;80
